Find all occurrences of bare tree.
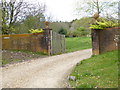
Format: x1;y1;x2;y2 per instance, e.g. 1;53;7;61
1;0;46;34
76;0;118;18
1;0;26;34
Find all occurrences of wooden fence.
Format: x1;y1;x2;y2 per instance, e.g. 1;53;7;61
92;27;120;55
2;28;66;55
51;32;66;55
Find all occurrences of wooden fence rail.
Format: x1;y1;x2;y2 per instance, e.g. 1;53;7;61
51;32;66;55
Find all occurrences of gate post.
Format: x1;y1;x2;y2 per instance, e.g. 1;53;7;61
43;21;52;56
92;29;100;55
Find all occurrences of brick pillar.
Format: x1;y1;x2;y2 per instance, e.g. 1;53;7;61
91;29;100;55
43;21;52;56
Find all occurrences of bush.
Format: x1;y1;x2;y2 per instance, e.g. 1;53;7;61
72;27;88;37
67;29;88;37
90;18;118;30
58;28;67;35
66;31;74;37
29;29;44;33
2;25;16;34
90;24;104;29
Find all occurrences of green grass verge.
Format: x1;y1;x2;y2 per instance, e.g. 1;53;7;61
11;49;47;55
69;50;118;88
66;37;91;53
2;50;47;66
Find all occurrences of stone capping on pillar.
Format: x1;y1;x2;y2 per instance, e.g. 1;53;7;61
43;21;52;31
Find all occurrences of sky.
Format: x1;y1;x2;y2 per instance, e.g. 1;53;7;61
24;0;80;22
23;0;118;22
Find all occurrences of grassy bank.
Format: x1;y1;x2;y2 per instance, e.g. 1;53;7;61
2;50;47;66
69;50;118;88
66;37;91;53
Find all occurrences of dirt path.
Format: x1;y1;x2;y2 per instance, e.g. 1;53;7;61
1;49;92;88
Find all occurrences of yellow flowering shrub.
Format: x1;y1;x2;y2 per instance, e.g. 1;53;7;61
90;18;118;30
29;29;44;33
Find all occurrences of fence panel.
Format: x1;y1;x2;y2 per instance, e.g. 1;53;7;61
51;32;66;55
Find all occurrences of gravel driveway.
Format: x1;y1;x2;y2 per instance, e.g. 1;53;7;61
1;49;92;88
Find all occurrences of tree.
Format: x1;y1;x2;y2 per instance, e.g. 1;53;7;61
14;2;46;34
75;27;88;36
76;0;118;18
69;17;92;35
68;27;88;37
49;21;70;33
14;14;45;34
1;0;26;34
1;0;46;34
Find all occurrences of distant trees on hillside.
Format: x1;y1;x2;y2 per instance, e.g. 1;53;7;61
48;17;92;37
49;22;70;35
66;17;92;37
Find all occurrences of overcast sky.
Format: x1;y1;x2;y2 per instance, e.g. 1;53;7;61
23;0;80;22
23;0;118;22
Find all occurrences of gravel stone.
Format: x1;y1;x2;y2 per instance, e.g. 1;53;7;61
1;49;92;88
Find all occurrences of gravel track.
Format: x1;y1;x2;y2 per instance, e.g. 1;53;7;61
1;49;92;88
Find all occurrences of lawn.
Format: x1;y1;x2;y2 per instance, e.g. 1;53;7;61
69;50;118;88
66;37;91;53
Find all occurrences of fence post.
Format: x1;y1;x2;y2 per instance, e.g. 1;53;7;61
43;21;52;56
64;35;66;53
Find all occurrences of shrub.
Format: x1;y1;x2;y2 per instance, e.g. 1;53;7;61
73;27;88;37
90;24;104;30
66;31;74;37
2;25;16;34
58;28;67;35
90;18;118;30
67;27;89;37
29;29;44;33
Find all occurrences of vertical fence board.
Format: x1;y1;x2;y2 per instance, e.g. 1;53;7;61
51;32;66;55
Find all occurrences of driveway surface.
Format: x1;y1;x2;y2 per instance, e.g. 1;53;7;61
1;49;92;88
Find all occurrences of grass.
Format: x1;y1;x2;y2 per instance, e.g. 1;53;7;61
66;37;91;53
69;50;118;88
2;50;47;66
12;49;47;55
